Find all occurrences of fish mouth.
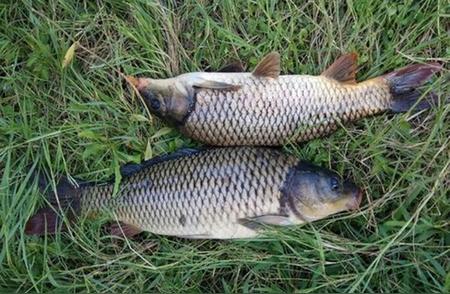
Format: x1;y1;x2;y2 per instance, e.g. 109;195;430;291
125;76;148;91
346;189;363;211
125;76;140;88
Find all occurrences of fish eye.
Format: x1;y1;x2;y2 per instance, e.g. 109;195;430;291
142;91;161;111
330;177;340;191
149;98;160;110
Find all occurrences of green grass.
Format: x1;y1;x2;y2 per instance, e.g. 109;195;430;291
1;0;449;292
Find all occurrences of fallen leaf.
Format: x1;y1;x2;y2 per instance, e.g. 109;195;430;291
62;41;78;68
130;114;149;122
144;140;152;160
150;127;172;140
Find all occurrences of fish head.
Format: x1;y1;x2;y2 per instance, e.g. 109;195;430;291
127;76;194;124
286;162;362;221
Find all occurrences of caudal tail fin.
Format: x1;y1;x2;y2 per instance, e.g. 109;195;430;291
383;63;443;113
25;173;81;236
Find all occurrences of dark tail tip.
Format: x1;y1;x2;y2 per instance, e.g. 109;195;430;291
25;174;81;236
384;63;443;113
25;208;62;236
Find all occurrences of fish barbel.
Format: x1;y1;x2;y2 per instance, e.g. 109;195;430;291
25;147;362;239
128;52;442;146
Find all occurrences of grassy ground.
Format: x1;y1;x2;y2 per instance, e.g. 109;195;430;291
1;0;449;292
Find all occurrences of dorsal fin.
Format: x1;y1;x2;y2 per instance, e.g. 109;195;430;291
120;148;203;177
218;62;245;72
321;53;358;84
252;52;280;79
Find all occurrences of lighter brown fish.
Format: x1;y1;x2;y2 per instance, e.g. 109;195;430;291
129;52;442;146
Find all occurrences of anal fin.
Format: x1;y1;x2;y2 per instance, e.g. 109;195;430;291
108;222;143;238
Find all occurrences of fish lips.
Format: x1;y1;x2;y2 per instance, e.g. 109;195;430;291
343;182;363;211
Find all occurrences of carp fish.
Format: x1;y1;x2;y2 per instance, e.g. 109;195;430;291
25;147;362;239
128;52;442;146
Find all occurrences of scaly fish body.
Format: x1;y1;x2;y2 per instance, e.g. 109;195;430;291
26;147;362;239
129;52;441;146
179;72;389;145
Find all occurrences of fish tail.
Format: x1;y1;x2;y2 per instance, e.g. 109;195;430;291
25;172;82;236
383;63;443;113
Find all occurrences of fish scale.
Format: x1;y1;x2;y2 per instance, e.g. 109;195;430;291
79;147;298;239
181;74;390;145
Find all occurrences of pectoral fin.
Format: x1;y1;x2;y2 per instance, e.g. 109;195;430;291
321;53;358;84
238;214;292;230
193;79;241;91
252;52;281;78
